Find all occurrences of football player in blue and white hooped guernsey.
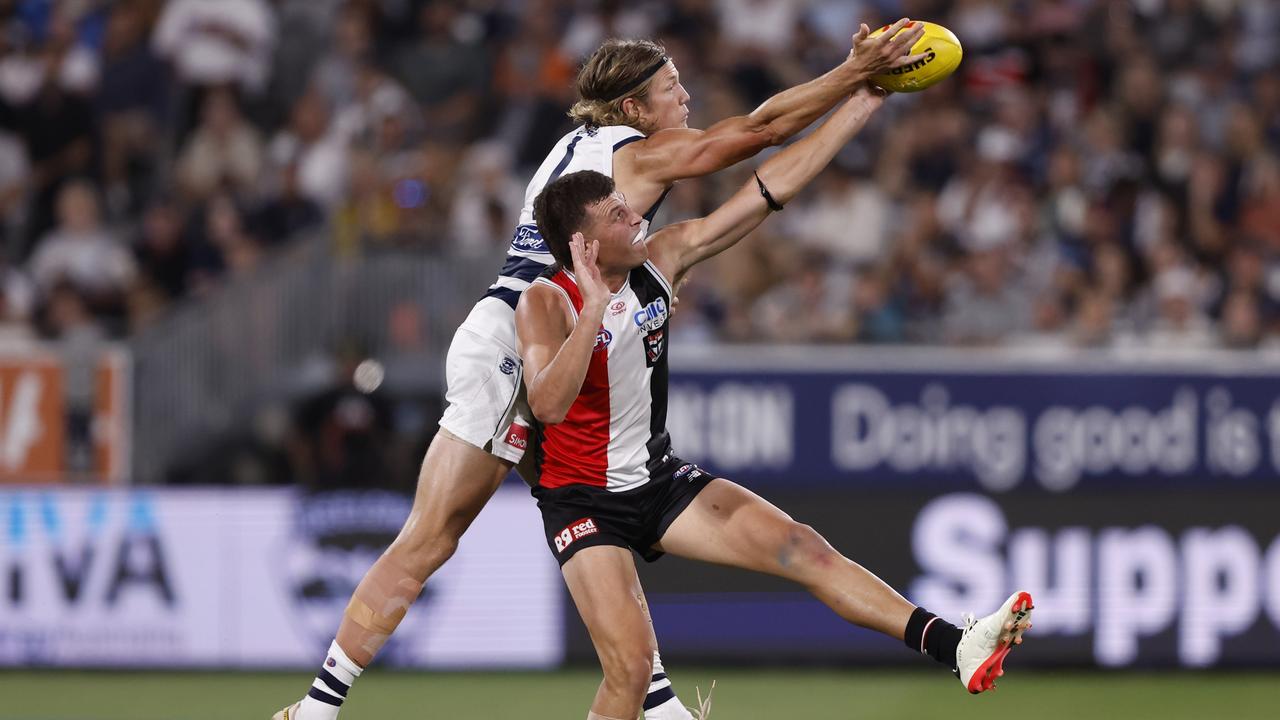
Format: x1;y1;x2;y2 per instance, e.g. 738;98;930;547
275;21;928;720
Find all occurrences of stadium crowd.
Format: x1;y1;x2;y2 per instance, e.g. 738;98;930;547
0;0;1278;354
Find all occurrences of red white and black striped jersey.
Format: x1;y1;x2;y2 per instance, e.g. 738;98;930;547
531;262;674;492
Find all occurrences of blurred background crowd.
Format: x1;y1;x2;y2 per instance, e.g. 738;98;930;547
1;0;1278;486
0;0;1278;353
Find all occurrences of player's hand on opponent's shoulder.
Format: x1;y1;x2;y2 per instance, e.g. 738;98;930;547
570;232;611;313
845;18;927;79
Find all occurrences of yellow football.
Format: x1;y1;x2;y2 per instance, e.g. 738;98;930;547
868;21;963;93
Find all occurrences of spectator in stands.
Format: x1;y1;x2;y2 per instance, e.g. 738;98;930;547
250;160;324;247
266;88;347;209
753;252;858;344
152;0;276;94
265;0;347;126
784;164;890;268
0;126;28;253
1145;265;1216;350
97;1;169;220
488;0;576;168
187;192;261;294
447;141;523;257
1072;290;1116;349
44;281;106;474
133;196;190;301
331;147;398;253
851;268;904;344
309;2;371;112
9;62;95;257
1220;290;1264;350
28;180;136;322
175;87;264;202
392;1;487;142
942;240;1032;346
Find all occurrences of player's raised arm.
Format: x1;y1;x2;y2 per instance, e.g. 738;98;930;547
516;234;613;425
648;84;889;284
620;19;924;187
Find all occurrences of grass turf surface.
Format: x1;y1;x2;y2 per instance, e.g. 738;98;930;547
2;668;1274;719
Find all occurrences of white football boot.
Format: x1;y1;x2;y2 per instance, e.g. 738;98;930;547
954;590;1034;694
271;701;302;720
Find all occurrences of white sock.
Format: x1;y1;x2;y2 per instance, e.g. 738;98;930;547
643;650;693;719
297;640;363;719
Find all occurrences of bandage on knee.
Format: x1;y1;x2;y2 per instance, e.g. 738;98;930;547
335;554;424;666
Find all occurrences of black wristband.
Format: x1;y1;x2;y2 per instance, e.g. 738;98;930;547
754;171;784;212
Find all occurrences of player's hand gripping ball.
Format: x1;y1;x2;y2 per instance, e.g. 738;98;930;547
869;21;963;92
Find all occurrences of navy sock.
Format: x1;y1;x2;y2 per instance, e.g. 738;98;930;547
904;606;961;669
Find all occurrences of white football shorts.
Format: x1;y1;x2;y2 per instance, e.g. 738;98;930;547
438;325;531;464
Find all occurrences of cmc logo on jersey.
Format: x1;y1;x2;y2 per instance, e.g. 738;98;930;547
553;517;599;553
594;329;613;352
510;224;548;253
633;298;668;334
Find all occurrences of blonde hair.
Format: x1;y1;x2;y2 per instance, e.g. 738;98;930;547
568;38;668;129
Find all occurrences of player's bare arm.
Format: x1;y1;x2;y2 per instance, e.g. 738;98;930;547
647;84;890;286
616;18;923;197
517;234;613;425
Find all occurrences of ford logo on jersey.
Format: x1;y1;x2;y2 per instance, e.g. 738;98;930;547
511;224;548;252
594;328;612;352
633;297;668;334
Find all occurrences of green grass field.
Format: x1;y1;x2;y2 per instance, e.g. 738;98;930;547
3;668;1275;719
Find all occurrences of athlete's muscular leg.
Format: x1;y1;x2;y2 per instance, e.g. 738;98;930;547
562;546;658;719
336;429;512;665
655;478;915;640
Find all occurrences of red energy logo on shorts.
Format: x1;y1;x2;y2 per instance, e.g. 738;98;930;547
554;517;599;553
504;423;528;450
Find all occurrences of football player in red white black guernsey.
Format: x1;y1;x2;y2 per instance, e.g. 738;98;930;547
516;85;1035;720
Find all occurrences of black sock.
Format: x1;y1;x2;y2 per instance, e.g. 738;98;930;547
904;606;962;669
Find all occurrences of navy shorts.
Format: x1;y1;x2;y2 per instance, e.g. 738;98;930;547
532;454;713;566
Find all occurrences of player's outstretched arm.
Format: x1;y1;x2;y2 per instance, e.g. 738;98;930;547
516;235;612;425
648;85;889;284
624;19;923;187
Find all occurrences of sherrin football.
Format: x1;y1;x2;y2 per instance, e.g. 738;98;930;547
868;21;963;93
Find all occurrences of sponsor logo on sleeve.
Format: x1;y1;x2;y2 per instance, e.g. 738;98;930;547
511;224;549;253
553;517;599;553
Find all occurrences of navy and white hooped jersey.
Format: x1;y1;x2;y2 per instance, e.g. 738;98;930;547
458;124;671;348
531;262;674;493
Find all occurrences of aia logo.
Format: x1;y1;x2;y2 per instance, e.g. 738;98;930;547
594;328;612;352
610;300;627;315
504;423;528;450
553;517;599;553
